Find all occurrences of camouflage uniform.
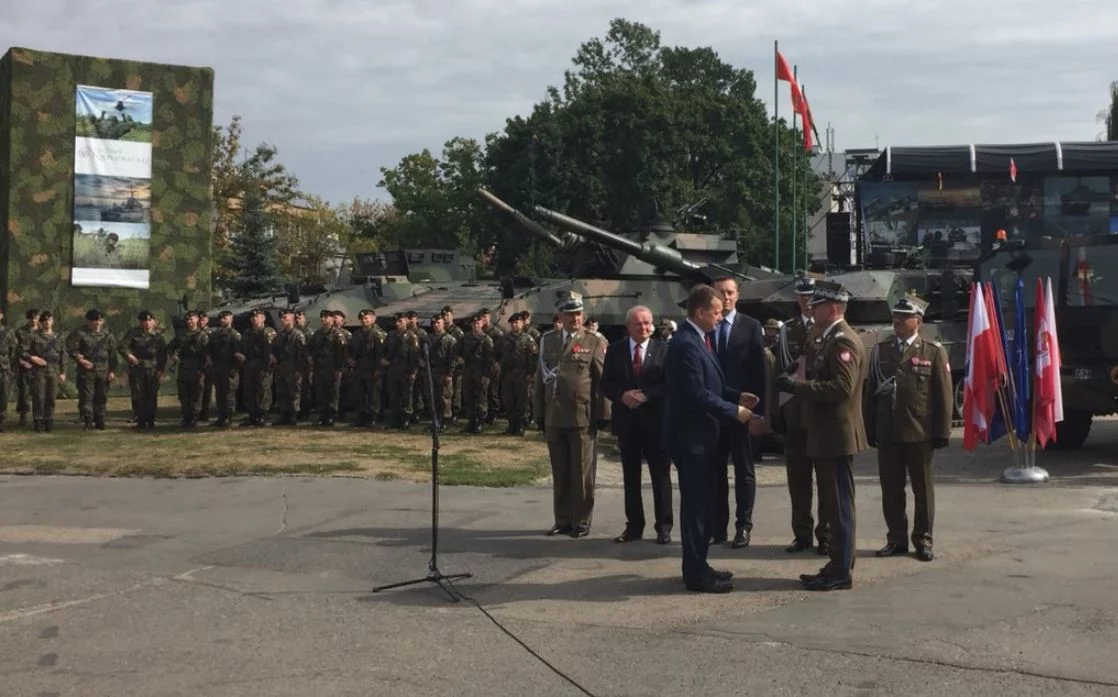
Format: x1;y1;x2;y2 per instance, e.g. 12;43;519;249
207;325;242;426
424;331;457;423
336;325;354;421
119;327;168;428
0;324;15;430
524;324;542;422
297;324;315;418
309;326;348;424
501;329;539;435
411;325;429;418
199;324;216;420
167;328;209;427
485;324;504;422
239;326;276;426
271;327;307;424
68;326;119;428
15;322;36;424
385;328;420;428
351;323;387;426
446;322;465;419
23;330;66;431
459;329;495;433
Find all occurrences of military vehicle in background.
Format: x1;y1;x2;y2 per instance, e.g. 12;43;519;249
477;188;788;340
975;234;1118;449
206;248;510;332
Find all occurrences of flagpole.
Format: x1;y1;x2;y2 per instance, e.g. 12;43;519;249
773;39;781;272
1002;275;1049;483
791;65;798;274
802;83;810;272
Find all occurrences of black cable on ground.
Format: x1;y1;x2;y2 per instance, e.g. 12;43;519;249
443;577;598;697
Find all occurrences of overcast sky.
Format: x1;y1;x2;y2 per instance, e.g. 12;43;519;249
4;0;1116;204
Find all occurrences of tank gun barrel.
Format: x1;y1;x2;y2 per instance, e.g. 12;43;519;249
476;188;565;248
532;205;750;283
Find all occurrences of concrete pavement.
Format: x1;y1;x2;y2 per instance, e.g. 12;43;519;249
2;423;1118;696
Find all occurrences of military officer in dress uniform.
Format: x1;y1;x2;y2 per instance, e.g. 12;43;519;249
534;292;606;538
773;274;832;555
866;294;953;562
776;280;866;591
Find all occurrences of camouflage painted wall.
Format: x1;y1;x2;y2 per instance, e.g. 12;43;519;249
0;46;213;332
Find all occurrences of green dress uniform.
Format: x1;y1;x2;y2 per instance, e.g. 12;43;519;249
207;325;242;427
23;329;66;432
68;324;119;428
534;322;606;535
119;324;168;429
866;297;953;559
775;313;833;551
272;327;308;425
238;325;276;426
0;324;16;431
167;328;210;427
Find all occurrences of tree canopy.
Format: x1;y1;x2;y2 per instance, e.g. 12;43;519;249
378;18;820;275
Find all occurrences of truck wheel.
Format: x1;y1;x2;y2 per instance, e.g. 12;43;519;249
1050;410;1092;450
952;375;965;422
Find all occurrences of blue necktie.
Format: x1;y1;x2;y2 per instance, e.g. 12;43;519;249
718;319;729;356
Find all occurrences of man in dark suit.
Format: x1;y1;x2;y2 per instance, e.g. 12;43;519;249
601;305;672;544
663;285;758;593
709;277;768;548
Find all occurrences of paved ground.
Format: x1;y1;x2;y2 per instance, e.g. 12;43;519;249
2;422;1118;696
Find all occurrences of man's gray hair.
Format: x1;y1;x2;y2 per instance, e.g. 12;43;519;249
625;305;653;323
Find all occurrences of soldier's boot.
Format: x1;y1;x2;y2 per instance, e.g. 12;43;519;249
463;417;476;434
323;410;336;427
485;413;497;425
33;420;43;433
83;417;94;430
19;413;27;427
198;410;211;422
212;412;226;427
95;415;106;431
44;419;54;433
0;418;5;433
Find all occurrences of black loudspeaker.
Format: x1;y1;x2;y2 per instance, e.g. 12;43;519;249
826;213;854;267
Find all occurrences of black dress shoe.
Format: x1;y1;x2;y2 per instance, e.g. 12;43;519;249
686;579;733;593
710;569;733;582
799;565;831;583
915;547;935;562
613;529;642;543
570;525;590;538
804;575;852;591
816;542;830;556
785;538;812;553
709;531;728;544
656;532;671;545
546;524;573;536
876;542;909;557
731;529;751;549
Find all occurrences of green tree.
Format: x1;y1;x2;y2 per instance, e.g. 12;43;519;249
1099;81;1118;140
224;179;286;297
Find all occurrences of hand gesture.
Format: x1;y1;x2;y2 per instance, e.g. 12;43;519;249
735;405;753;424
738;392;759;408
775;374;797;394
79;358;94;371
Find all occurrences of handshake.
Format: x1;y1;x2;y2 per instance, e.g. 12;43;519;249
736;392;760;424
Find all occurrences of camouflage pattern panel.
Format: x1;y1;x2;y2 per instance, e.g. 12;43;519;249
0;48;213;323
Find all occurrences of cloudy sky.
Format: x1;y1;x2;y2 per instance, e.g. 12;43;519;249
4;0;1115;204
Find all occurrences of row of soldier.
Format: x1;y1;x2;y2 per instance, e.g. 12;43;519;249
0;304;565;433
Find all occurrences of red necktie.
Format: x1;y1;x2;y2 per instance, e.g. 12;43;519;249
705;333;714;352
632;343;643;376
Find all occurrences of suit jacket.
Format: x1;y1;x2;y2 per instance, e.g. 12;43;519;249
714;311;766;417
865;334;953;444
600;337;667;436
661;323;741;457
794;319;868;459
533;328;606;430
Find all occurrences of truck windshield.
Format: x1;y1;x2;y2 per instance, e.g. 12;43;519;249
1066;243;1118;307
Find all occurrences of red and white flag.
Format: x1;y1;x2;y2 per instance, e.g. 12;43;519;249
963;283;998;449
1033;277;1064;447
1009;158;1018;183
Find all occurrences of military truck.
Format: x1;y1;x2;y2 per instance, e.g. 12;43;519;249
975;234;1118;449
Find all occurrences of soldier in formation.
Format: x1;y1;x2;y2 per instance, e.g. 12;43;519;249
442;306;465;421
0;307;16;432
499;311;539;435
349;309;386;427
385;312;419;429
119;310;167;430
424;313;457;427
15;309;39;427
272;309;308;426
67;308;118;430
459;313;494;434
197;310;214;421
480;308;503;423
208;310;242;427
237;309;275;427
865;294;952;563
167;310;209;428
23;311;67;432
309;310;348;426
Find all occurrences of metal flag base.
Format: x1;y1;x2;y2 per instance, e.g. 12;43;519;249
1000;466;1050;484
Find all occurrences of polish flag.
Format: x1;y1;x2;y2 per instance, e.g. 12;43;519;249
963;282;1005;449
1033;277;1064;447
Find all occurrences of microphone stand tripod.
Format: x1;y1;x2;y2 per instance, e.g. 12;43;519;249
373;339;472;602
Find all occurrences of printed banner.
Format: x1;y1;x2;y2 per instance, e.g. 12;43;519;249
70;85;153;289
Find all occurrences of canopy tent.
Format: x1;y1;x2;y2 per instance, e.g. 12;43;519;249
862;141;1118;180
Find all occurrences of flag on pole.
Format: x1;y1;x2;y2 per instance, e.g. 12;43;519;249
1033;277;1064;448
1011;277;1031;440
937;172;944;191
987;281;1014;443
776;49;814;152
963;283;1006;449
1010;158;1018;183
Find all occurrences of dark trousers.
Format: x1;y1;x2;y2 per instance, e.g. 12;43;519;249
617;429;673;536
213;367;238;419
712;422;755;534
17;366;32;415
176;366;204;424
878;441;935;549
816;456;856;580
546;426;596;527
199;366;214;418
674;450;715;585
135;368;160;425
785;428;832;545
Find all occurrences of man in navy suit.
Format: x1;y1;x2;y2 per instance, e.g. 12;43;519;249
663;285;758;593
601;305;673;544
709;277;768;548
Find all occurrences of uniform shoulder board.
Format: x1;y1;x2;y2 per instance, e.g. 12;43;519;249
833;331;845;339
932;341;943;348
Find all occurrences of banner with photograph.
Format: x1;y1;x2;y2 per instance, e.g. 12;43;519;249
70;85;153;289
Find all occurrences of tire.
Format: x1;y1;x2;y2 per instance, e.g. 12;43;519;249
1049;409;1092;450
952;374;965;423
